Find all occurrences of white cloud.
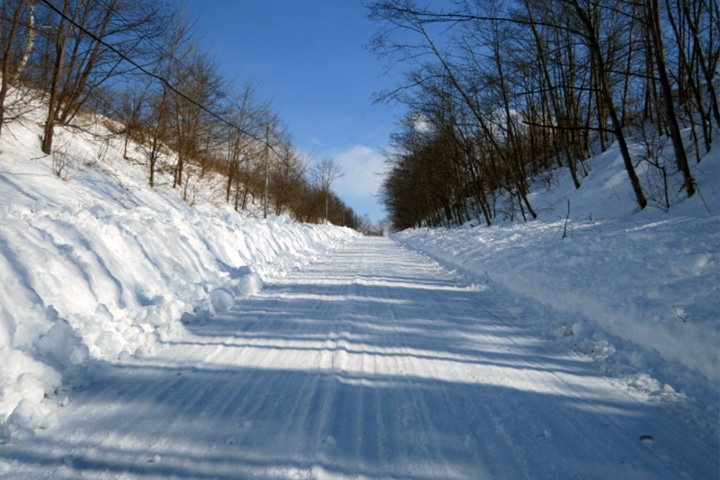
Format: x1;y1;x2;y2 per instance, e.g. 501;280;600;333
332;145;386;198
409;112;432;134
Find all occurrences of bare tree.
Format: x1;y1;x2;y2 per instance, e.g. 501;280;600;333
644;0;694;197
114;79;150;159
0;0;35;136
224;83;268;205
271;145;307;215
566;0;647;210
38;0;165;154
369;0;681;229
311;158;344;224
142;11;192;187
168;51;225;193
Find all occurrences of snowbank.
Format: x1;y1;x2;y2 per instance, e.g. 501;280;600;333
0;118;358;439
395;138;720;397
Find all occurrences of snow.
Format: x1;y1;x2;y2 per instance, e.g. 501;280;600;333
1;236;716;479
0;96;718;477
394;135;720;424
0;113;358;442
209;287;236;315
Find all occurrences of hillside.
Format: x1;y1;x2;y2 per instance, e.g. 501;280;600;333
0;113;358;440
395;131;720;437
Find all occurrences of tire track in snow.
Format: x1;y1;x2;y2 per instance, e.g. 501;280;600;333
1;236;717;479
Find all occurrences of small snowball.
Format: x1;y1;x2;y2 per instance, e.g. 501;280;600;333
7;399;45;431
122;325;144;343
34;317;89;370
46;306;60;323
236;273;263;299
95;330;125;357
16;373;45;404
69;345;89;366
144;304;172;328
571;322;583;337
209;287;235;315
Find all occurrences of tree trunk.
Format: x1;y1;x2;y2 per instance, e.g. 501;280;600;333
682;0;720;127
647;0;695;197
8;0;34;87
0;0;25;137
665;0;712;153
572;0;647;210
42;0;71;155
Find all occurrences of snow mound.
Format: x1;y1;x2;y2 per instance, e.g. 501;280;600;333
0;117;358;439
395;135;720;402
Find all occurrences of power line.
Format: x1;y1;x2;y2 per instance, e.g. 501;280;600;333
95;0;227;102
37;0;277;154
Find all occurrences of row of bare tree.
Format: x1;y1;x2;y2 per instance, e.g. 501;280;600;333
0;0;358;227
369;0;718;230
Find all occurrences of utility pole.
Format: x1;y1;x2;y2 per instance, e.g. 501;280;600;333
325;193;329;224
263;123;269;219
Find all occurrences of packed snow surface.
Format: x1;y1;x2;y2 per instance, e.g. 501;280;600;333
1;237;717;479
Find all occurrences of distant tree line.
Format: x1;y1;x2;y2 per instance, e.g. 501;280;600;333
369;0;718;230
0;0;360;228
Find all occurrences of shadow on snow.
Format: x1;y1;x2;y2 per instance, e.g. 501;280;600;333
1;239;717;479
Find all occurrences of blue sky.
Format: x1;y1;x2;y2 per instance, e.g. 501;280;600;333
186;1;405;222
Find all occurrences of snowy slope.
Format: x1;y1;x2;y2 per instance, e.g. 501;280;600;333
0;116;358;440
395;135;720;424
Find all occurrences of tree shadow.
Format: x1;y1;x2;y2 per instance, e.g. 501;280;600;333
0;360;714;479
1;242;717;479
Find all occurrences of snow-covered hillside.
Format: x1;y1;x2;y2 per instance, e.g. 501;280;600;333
0;116;358;440
395;135;719;423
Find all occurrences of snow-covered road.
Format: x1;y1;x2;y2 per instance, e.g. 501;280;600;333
1;237;716;479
